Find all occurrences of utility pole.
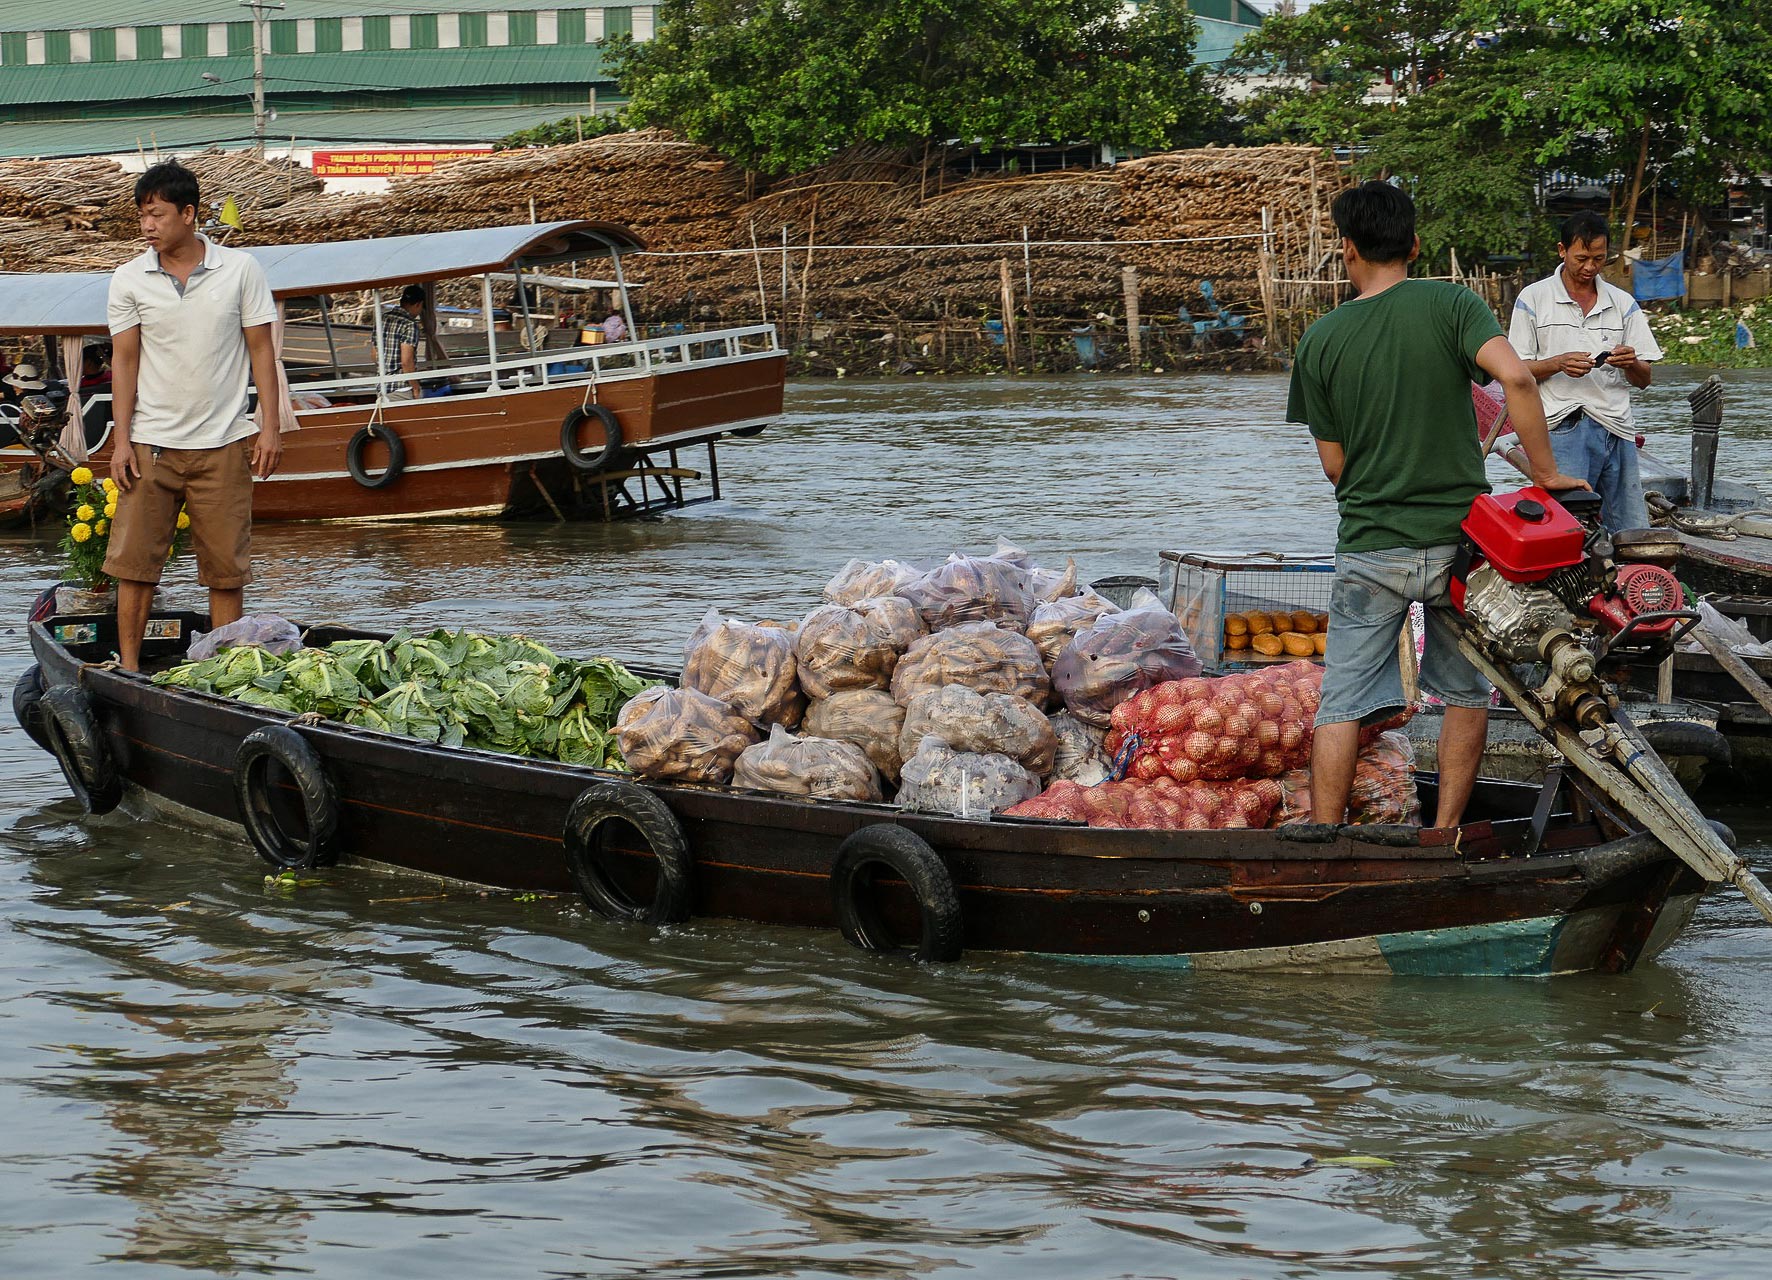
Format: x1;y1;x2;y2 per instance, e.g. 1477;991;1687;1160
240;1;284;156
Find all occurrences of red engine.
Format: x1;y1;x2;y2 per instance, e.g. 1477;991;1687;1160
1451;486;1685;650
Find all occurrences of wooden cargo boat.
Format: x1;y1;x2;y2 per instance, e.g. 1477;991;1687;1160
0;220;785;525
12;610;1725;978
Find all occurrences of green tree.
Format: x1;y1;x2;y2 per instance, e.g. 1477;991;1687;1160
1230;0;1772;265
613;0;1223;175
496;113;626;150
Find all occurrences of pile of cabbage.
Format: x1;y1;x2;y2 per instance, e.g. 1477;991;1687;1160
152;629;655;767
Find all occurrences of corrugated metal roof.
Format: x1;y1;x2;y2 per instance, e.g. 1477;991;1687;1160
0;4;585;33
0;103;607;158
0;221;646;332
0;46;608;107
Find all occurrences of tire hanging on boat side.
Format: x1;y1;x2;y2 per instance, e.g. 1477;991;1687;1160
234;725;341;869
38;684;123;814
346;423;406;489
11;663;51;753
829;824;963;963
559;403;624;474
562;780;692;924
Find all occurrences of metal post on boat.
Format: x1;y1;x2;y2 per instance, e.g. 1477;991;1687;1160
611;248;646;372
318;295;341;378
481;274;501;391
370;287;389;404
511;260;546;386
1689;375;1723;510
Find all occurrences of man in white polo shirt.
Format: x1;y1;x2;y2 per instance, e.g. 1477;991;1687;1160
1508;210;1663;532
104;161;283;671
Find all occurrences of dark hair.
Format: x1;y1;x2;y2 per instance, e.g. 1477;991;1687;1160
1330;180;1416;265
134;161;200;212
1560;211;1610;250
400;284;426;307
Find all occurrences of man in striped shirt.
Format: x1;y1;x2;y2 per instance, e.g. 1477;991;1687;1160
1507;212;1663;531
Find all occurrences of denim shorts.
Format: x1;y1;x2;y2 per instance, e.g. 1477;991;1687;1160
1317;545;1491;726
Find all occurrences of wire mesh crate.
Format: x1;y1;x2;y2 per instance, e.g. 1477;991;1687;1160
1159;551;1334;670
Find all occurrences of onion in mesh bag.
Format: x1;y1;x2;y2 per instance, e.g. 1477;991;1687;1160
823;557;921;605
1026;592;1120;668
682;607;805;728
615;686;760;784
1007;776;1282;830
803;689;906;782
1106;661;1320;782
897;686;1057;775
901;552;1035;631
1274;731;1420;826
1048;711;1112;786
1052;600;1202;728
733;724;883;801
889;621;1049;706
794;596;926;699
897;735;1041;818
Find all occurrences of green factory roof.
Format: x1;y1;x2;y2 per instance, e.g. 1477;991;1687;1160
0;103;603;157
0;45;609;108
0;3;580;32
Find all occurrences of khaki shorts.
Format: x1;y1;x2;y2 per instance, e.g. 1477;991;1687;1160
103;440;254;589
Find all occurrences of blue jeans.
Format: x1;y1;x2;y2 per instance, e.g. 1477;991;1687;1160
1548;411;1648;532
1318;547;1491;726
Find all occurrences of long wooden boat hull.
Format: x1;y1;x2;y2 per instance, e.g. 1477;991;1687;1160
1;352;785;524
23;614;1712;976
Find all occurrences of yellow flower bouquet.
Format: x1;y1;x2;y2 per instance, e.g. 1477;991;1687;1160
57;466;190;597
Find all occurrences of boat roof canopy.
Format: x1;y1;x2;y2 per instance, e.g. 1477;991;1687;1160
0;220;647;335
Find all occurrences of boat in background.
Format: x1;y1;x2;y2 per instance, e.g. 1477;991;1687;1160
0;220;785;525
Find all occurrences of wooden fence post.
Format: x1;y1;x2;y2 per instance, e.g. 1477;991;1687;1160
1122;266;1142;369
999;259;1019;370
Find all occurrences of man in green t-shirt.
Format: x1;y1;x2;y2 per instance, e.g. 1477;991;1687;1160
1287;181;1585;830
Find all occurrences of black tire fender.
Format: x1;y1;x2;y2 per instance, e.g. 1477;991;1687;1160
830;824;963;962
39;683;122;814
563;780;692;924
346;423;406;489
234;725;340;869
560;404;624;473
1636;720;1732;770
11;663;51;753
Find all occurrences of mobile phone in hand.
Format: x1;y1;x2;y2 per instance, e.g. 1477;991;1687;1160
1591;350;1614;366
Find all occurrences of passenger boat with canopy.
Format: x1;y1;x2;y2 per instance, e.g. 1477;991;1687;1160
0;220;785;525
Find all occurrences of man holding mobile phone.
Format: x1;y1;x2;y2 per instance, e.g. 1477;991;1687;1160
1507;211;1662;531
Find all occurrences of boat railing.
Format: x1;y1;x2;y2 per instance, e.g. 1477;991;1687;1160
284;322;781;412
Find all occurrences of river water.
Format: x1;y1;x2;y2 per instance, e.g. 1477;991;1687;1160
4;369;1772;1278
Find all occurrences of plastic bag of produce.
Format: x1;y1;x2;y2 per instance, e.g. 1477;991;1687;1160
901;552;1035;632
733;724;883;801
1028;557;1081;604
1106;661;1322;782
1026;592;1120;669
1007;775;1282;831
890;621;1049;706
1049;711;1112;786
615;685;761;784
682;607;805;728
794;596;926;699
897;686;1057;776
1052;596;1203;728
897;735;1042;817
188;614;304;661
803;689;906;782
824;557;921;605
1273;731;1420;826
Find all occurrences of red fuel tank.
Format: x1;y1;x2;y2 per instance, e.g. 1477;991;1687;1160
1461;487;1587;581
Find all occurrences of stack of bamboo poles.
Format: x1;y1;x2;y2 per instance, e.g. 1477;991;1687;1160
0;216;136;272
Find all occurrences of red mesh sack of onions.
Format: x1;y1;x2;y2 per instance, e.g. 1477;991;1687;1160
1006;775;1282;831
1105;661;1322;782
1273;731;1421;826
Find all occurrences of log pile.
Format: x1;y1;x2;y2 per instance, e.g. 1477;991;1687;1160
2;133;1345;332
0;216;137;273
1116;146;1343;313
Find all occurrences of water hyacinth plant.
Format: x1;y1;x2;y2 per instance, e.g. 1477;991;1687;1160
152;628;653;769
